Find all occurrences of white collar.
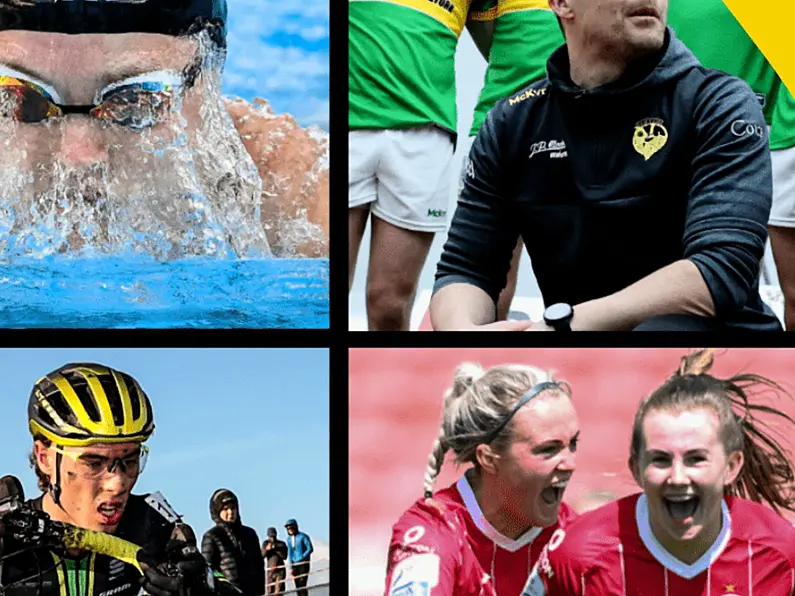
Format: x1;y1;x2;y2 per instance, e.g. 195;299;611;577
455;473;543;552
636;493;732;579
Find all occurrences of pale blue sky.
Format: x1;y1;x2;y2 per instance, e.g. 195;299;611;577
0;348;329;546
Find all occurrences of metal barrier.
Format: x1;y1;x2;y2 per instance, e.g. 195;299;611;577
264;557;330;595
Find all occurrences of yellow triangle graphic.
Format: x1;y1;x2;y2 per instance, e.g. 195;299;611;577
720;0;795;90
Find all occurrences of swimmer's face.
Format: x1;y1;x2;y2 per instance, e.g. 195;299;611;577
0;30;269;258
0;31;203;166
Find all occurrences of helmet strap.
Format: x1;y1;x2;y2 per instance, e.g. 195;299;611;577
49;451;64;510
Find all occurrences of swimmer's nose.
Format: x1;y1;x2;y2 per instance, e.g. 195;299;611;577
57;116;110;167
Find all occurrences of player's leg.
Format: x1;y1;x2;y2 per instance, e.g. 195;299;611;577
497;239;523;321
366;217;434;330
349;130;380;292
366;127;454;331
349;207;369;292
768;144;795;330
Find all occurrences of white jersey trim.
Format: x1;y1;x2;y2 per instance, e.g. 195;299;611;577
636;494;732;579
456;473;543;552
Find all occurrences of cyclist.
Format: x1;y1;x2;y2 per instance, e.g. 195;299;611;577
0;362;239;596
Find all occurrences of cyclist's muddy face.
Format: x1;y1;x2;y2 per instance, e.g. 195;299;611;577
37;441;142;533
0;30;268;258
569;0;668;55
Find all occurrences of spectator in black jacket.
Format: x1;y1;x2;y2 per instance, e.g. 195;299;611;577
201;489;265;596
431;0;782;332
261;527;288;594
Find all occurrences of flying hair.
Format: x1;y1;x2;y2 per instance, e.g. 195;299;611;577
631;348;795;514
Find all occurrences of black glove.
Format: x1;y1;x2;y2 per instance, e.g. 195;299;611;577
138;539;209;596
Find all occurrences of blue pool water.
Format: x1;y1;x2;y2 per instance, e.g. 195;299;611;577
0;257;328;329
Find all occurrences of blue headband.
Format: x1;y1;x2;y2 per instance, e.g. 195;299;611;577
486;381;563;443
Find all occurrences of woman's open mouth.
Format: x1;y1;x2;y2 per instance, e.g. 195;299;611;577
541;481;569;506
663;494;700;521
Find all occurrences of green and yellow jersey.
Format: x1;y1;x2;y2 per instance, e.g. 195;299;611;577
349;0;473;134
468;0;563;136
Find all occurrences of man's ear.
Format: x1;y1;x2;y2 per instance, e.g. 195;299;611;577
548;0;574;21
33;440;53;476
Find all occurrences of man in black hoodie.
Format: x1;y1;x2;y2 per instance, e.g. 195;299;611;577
201;489;265;596
431;0;782;332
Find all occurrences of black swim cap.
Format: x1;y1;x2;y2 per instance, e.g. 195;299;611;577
0;0;228;46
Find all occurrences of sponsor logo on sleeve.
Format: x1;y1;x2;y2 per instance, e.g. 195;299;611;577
388;554;440;596
509;87;548;106
403;526;426;545
466;157;475;179
730;120;765;140
632;118;668;161
547;529;566;551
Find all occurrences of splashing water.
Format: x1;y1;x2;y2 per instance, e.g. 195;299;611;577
0;30;273;261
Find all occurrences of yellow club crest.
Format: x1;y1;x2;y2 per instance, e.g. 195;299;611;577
632;118;668;161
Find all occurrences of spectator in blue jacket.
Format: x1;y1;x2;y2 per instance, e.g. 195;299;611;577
284;519;313;596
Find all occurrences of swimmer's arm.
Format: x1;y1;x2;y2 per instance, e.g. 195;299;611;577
568;260;715;331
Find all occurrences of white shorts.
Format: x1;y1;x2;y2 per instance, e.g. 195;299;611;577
770;144;795;227
349;127;454;232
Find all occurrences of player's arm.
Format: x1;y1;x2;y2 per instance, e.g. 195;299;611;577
466;1;497;61
522;534;584;596
430;105;530;331
384;503;462;596
565;78;774;331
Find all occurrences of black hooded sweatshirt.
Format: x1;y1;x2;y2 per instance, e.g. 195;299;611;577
434;28;781;331
201;490;265;596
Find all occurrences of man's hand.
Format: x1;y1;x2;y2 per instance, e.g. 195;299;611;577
139;536;209;596
525;321;555;331
472;320;534;331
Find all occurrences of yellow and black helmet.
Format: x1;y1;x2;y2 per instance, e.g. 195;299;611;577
28;363;155;447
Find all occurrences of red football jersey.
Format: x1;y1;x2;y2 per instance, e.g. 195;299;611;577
523;493;795;596
385;474;578;596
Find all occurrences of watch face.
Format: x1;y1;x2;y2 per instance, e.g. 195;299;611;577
545;303;572;321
